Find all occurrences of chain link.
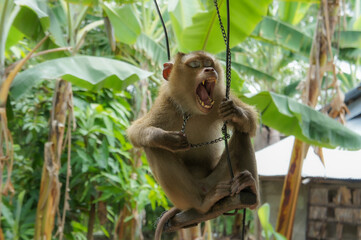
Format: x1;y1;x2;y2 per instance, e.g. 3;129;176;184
181;113;191;134
180;1;232;149
181;113;230;149
214;0;232;99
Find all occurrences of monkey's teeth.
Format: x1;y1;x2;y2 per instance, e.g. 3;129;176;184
197;96;214;109
202;81;205;85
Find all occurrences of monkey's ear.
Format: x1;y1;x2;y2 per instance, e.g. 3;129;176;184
163;62;173;81
176;52;186;57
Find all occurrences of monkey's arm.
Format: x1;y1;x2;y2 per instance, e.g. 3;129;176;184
127;96;190;153
127;123;190;152
219;96;258;136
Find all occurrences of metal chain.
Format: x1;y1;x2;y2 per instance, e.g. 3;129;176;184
181;113;230;149
213;3;247;239
180;1;233;149
181;113;191;134
213;0;232;99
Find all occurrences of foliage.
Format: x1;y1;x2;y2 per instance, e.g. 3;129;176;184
258;203;286;240
169;0;272;53
242;91;361;150
1;0;361;239
11;56;152;99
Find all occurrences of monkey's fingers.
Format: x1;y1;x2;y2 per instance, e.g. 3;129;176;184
230;171;256;196
231;180;256;196
219;109;237;120
219;100;235;113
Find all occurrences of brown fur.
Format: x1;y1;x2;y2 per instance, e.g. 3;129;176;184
127;51;259;239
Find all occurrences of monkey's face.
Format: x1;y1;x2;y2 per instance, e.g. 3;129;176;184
168;52;223;115
187;57;218;114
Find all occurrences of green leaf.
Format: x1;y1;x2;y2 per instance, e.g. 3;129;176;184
242;91;361;150
338;31;361;49
339;48;361;62
48;8;67;47
77;20;104;47
170;0;272;54
1;0;20;66
13;0;50;40
135;33;168;66
168;0;202;47
11;56;152;99
274;232;288;240
282;80;301;97
232;62;276;82
278;1;312;25
252;16;312;55
76;149;92;173
354;16;361;30
5;26;24;51
1;203;14;227
258;203;273;240
102;2;141;45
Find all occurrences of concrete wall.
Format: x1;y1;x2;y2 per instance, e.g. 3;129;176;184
259;178;308;240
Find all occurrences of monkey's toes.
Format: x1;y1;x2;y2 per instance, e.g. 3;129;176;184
230;171;256;196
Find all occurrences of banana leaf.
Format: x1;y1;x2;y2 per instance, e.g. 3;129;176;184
242;91;361;150
11;56;152;99
278;1;312;25
252;16;313;55
169;0;272;54
135;33;168;66
102;2;141;45
338;31;361;49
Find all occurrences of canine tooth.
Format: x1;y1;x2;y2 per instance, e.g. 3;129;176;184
202;81;205;85
201;101;205;107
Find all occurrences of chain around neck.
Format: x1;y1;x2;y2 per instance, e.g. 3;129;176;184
181;113;229;149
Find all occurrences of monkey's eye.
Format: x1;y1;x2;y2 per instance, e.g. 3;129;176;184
204;60;213;67
188;61;201;68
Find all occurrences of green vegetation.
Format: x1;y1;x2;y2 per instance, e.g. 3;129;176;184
0;0;360;239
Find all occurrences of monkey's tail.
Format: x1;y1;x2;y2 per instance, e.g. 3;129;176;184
154;207;180;240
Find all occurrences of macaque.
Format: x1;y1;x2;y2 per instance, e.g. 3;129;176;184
127;51;259;239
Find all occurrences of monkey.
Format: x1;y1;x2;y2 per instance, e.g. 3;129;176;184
127;51;259;239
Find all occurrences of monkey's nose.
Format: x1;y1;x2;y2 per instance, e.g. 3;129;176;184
204;67;215;72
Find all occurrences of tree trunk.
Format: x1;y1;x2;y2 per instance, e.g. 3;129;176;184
87;196;96;240
276;1;340;239
178;226;202;240
34;80;72;239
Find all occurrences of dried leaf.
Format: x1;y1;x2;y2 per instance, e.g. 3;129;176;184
313;146;325;167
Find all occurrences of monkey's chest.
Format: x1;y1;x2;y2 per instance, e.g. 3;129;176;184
179;118;225;168
183;116;223;145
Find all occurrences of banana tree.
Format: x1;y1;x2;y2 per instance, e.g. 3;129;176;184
3;0;151;239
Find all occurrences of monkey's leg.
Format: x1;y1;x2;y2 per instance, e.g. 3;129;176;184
144;148;231;213
204;131;259;202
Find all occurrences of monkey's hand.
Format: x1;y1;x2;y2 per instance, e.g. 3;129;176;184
230;170;259;209
154;130;191;153
219;98;253;133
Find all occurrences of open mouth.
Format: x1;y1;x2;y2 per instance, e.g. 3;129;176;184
196;77;216;112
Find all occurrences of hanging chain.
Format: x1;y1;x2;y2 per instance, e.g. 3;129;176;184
181;113;191;134
180;1;233;149
214;0;232;99
181;113;230;149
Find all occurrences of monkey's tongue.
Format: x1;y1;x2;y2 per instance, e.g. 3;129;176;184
196;84;212;105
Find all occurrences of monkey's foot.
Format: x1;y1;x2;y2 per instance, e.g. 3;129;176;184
163;191;257;233
230;171;257;197
199;180;231;214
